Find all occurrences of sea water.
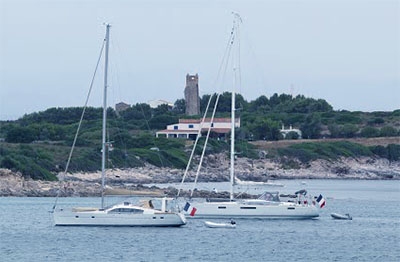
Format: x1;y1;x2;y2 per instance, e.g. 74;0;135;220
0;180;399;262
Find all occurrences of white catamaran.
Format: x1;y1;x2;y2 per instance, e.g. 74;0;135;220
180;14;319;219
52;24;186;227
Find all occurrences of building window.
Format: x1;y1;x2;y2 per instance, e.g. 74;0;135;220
188;124;194;128
174;126;178;130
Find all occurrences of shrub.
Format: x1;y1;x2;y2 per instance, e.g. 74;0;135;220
380;126;398;137
277;141;373;163
360;127;380;138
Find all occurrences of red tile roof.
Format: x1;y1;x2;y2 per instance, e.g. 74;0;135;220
156;128;230;134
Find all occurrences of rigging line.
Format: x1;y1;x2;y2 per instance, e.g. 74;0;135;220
210;25;236;96
107;27;131;156
190;93;222;197
235;14;242;100
103;28;139;170
52;39;106;211
106;37;131;169
138;103;165;167
190;30;237;197
177;92;217;197
188;14;240;199
108;28;124;103
235;15;270;100
107;27;160;166
177;24;236;197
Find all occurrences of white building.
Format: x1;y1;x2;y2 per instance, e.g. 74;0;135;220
280;124;302;139
148;99;174;109
156;118;240;139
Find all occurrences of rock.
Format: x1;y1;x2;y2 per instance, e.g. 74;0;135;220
1;155;399;197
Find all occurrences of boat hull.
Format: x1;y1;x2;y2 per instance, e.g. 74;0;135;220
187;201;319;219
53;209;186;227
204;221;236;228
331;213;352;220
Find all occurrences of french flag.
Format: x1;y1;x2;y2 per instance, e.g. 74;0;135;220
183;202;197;216
316;194;326;208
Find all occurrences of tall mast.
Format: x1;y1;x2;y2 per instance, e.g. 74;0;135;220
101;24;110;209
230;67;235;200
230;13;241;201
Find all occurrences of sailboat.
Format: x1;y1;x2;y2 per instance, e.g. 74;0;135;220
52;24;186;226
180;14;318;219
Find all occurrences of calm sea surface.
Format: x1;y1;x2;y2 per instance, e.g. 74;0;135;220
1;179;399;262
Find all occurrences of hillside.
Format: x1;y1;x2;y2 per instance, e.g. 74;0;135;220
1;152;399;197
0;93;399;181
251;137;400;149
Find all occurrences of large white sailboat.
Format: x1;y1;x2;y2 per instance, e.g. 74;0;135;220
180;14;319;219
52;24;186;227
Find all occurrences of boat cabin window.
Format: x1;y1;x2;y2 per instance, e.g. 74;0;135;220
109;208;144;214
240;206;256;209
258;192;280;202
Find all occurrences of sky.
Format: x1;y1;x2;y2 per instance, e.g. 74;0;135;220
0;0;399;120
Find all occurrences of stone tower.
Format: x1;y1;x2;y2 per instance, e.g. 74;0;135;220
184;73;200;115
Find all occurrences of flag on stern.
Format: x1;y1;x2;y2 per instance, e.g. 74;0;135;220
184;202;197;216
316;194;326;208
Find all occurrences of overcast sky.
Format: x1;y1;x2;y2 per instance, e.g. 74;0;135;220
1;0;399;120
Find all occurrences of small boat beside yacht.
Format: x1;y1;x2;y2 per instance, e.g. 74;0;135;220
331;213;352;220
204;220;236;229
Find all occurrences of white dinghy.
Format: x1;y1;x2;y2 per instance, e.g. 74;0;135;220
204;220;237;229
331;213;352;220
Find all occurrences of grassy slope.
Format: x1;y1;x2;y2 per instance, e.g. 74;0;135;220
250;137;400;149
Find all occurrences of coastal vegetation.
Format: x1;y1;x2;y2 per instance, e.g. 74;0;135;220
0;93;399;180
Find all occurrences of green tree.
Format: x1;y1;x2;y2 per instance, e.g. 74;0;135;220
387;144;400;161
152;104;171;117
200;94;213;114
335;111;362;124
248;95;269;113
380;126;398;137
173;99;186;114
5;126;38;143
247;117;280;140
301;114;322;139
328;124;341;138
341;124;359;138
148;115;178;130
360;126;380;138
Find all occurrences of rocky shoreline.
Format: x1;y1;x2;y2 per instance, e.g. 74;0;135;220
1;155;399;197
